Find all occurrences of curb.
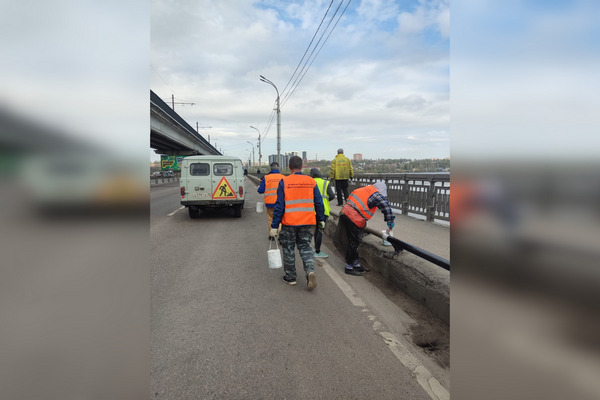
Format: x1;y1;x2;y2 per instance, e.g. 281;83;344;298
326;214;449;324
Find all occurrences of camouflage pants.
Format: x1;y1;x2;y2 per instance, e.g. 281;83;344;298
279;225;315;281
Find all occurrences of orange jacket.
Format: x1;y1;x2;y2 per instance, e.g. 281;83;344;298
263;173;285;205
282;174;317;226
347;185;378;221
449;181;479;228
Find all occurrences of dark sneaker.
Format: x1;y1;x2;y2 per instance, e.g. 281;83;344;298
344;266;362;276
353;261;369;272
307;272;316;291
283;276;297;285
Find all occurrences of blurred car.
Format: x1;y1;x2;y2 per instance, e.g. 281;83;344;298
19;152;148;213
151;171;162;178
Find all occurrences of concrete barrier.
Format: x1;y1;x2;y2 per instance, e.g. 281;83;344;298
326;213;450;324
150;177;179;186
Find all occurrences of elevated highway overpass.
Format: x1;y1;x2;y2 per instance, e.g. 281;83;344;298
150;90;220;156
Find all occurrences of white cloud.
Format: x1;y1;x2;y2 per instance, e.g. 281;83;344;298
151;0;449;160
397;0;449;38
356;0;400;23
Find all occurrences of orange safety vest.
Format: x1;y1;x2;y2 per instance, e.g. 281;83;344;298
264;173;285;205
282;174;317;226
347;185;378;221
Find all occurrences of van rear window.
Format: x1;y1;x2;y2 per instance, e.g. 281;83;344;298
190;163;210;176
213;163;233;176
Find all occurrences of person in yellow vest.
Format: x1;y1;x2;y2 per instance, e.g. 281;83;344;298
330;148;354;206
270;156;325;291
310;168;335;258
340;181;395;276
257;162;285;240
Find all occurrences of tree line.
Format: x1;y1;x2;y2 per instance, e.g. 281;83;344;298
302;158;450;176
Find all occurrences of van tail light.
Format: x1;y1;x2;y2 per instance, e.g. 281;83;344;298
180;187;185;198
239;186;243;197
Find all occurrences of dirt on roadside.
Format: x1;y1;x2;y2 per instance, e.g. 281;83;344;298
363;270;450;369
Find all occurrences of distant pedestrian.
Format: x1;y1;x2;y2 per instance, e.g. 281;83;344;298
339;181;395;276
330;148;354;206
256;168;262;179
257;162;285;240
271;156;325;291
310;168;335;258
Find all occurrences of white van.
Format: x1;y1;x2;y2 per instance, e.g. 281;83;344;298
180;155;245;218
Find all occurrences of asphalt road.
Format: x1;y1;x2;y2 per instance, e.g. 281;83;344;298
151;179;445;399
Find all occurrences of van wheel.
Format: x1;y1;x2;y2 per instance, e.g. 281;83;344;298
233;205;242;218
189;207;200;219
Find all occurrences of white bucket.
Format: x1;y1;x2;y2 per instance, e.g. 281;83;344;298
382;229;393;246
256;201;265;213
267;239;282;269
267;249;282;269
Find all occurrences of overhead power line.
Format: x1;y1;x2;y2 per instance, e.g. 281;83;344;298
280;0;351;108
257;0;351;149
261;106;276;141
280;0;335;98
282;0;352;108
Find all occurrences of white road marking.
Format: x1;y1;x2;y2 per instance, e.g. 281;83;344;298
167;206;185;216
320;260;449;400
380;332;450;400
321;262;366;307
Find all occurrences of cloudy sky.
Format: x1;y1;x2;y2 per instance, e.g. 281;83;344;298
150;0;450;163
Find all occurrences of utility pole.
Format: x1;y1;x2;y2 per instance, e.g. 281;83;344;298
246;141;255;167
170;94;195;110
250;126;262;167
196;122;212;133
259;75;280;166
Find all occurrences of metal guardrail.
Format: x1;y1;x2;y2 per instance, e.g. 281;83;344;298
349;173;450;222
150;177;180;185
330;210;450;271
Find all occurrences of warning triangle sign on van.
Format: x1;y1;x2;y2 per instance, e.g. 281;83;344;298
212;177;237;199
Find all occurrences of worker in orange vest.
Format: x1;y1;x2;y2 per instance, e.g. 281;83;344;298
340;181;395;276
270;156;325;291
257;161;285;240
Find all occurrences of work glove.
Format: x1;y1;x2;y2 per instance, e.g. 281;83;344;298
269;228;278;237
387;221;395;230
318;221;325;232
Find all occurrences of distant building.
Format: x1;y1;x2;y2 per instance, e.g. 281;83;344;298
353;153;363;161
269;154;288;168
302;151;307;164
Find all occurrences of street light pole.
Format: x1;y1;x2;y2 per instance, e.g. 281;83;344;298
249;125;261;167
259;75;280;166
246;141;255;167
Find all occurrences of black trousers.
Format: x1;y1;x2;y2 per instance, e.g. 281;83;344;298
339;213;363;265
335;179;349;205
313;216;328;253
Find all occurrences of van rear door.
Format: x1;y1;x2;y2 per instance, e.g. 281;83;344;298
211;161;238;200
186;159;213;201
